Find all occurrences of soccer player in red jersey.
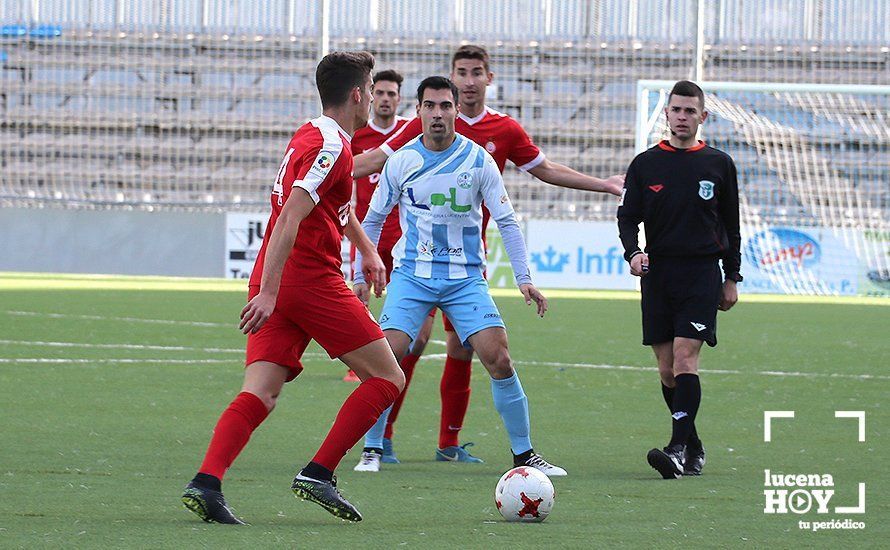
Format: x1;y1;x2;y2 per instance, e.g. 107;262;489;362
352;45;624;464
181;51;404;525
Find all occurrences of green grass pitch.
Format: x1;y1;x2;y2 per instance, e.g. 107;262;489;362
0;273;887;548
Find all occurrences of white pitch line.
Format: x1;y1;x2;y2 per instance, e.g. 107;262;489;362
0;339;885;381
0;339;243;353
4;310;229;327
504;359;890;381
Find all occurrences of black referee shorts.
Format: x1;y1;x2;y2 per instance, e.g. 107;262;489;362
640;256;722;347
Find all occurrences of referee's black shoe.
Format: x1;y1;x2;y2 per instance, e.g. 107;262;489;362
181;482;246;524
684;444;706;476
647;445;685;479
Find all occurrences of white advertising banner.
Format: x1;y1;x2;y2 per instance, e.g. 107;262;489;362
225;212;351;280
525;220;636;290
225;212;267;279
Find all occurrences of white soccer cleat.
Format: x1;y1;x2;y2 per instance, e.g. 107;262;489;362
353;451;381;472
520;453;567;477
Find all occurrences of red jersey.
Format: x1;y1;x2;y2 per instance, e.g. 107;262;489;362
379;107;544;231
379;107;544;173
351;117;409;252
249;115;354;287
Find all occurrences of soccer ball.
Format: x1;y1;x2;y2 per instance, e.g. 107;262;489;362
494;466;555;522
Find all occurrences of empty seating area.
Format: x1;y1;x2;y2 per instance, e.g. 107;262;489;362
1;24;888;220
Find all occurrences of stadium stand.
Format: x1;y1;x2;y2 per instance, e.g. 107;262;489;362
1;1;888;221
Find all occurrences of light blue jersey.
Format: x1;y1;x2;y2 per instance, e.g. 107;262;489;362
367;133;519;279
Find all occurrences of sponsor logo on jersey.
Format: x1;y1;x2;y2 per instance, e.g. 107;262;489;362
419;240;463;258
648;184;664;193
457;172;472;189
309;150;336;178
619;187;626;206
428;187;471;213
698;180;715;200
499;194;509;204
485;140;496;153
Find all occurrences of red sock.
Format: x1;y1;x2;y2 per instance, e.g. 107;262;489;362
312;377;400;471
198;392;269;480
439;356;472;449
384;353;420;439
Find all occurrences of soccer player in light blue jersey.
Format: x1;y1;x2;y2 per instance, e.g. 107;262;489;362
352;76;566;477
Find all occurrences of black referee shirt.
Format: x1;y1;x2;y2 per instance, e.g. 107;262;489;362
617;140;742;278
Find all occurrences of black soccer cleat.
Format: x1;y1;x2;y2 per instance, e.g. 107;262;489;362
647;445;685;479
291;474;362;522
181;482;246;524
684;445;706;476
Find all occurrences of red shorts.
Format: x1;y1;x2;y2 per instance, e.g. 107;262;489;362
245;279;384;382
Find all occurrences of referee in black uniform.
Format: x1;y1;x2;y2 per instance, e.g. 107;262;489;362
617;80;742;479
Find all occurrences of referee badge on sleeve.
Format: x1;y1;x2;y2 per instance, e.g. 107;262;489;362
698;180;714;200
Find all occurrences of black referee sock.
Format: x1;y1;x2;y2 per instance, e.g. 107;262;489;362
662;382;702;449
668;374;701;449
661;382;674;411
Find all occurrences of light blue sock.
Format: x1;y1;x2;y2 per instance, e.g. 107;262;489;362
490;373;532;455
364;405;392;450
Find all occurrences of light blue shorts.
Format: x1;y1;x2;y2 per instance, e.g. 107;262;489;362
380;268;505;346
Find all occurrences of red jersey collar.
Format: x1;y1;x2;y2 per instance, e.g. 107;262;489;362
458;108;489;126
658;140;706;153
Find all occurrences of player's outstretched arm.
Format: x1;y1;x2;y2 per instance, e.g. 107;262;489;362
240;188;315;334
352;148;388;179
345;210;386;303
527;159;624;196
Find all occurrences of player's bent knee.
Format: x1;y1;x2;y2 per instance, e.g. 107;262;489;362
482;348;513;379
382;368;406;392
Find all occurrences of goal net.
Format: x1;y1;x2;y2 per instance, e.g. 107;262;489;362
636;80;890;297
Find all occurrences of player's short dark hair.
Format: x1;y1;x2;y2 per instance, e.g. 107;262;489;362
315;50;375;108
668;80;705;109
451;45;490;72
373;69;403;91
417;76;459;105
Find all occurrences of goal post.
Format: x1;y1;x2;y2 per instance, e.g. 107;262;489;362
635;80;890;297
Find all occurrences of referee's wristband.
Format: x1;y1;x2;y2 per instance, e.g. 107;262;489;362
627;250;644;263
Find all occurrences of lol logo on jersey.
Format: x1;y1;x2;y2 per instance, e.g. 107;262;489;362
762;411;866;532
